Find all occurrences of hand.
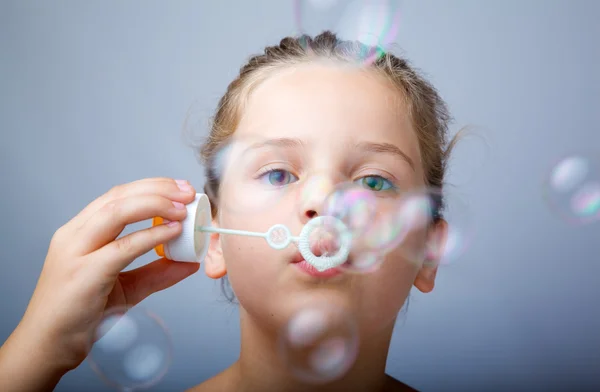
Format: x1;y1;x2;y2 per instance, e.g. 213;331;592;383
18;178;201;372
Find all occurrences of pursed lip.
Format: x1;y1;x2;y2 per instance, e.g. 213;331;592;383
289;223;348;278
291;253;344;278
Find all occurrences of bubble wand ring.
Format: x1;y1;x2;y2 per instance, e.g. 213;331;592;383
296;216;352;271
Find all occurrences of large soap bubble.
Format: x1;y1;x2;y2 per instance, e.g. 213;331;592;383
88;306;172;391
279;301;359;383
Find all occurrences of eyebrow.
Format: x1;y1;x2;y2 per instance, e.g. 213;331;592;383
246;137;305;151
355;141;415;171
243;137;415;171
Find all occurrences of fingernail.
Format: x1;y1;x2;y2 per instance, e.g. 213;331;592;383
172;201;185;209
177;182;193;193
167;221;179;227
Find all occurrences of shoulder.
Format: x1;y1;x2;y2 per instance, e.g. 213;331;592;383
384;373;419;392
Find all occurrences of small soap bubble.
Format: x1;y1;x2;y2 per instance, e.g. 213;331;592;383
295;0;403;65
400;188;474;266
353;191;432;255
336;193;432;272
298;174;333;206
543;154;600;225
340;251;384;273
322;182;378;237
122;345;166;383
210;135;295;216
89;306;172;391
94;312;139;353
304;0;338;10
279;303;359;384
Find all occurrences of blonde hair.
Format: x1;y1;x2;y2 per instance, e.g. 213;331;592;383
199;31;458;218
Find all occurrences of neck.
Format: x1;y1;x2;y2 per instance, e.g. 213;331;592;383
231;307;395;392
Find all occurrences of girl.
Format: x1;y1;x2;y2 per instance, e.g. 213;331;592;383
0;31;455;392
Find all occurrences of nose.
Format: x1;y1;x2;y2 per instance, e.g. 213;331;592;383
297;174;336;224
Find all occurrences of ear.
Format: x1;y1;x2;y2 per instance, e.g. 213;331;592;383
204;220;227;279
414;218;448;293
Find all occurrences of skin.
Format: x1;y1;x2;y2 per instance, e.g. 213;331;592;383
193;62;448;392
0;178;201;392
0;63;447;392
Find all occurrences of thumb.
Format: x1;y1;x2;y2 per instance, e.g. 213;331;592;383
120;258;200;306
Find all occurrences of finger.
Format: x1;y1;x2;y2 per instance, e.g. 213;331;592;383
73;194;189;255
66;178;195;232
91;220;183;277
119;258;200;306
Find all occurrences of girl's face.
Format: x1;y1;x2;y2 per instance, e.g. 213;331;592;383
205;63;444;335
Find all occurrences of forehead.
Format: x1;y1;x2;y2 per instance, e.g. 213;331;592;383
236;62;421;165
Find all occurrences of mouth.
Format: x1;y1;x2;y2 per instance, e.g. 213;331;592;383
291;252;345;278
289;217;353;279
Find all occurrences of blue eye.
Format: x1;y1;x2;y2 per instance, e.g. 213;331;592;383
355;175;394;191
261;169;298;186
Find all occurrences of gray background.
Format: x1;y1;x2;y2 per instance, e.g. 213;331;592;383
1;0;599;391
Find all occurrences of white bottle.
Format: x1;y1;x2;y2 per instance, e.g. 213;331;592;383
152;193;211;262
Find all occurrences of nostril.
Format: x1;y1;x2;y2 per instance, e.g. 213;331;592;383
305;210;318;219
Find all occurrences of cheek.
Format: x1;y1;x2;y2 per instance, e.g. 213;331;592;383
352;250;419;332
377;252;418;306
219;170;295;218
220;233;299;332
218;210;284;310
221;234;275;290
218;178;293;227
371;229;428;305
381;250;420;292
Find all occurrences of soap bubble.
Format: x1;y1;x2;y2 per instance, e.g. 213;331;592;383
208;134;295;216
294;0;403;65
89;306;172;391
321;182;378;237
341;251;384;273
316;183;437;273
296;174;338;216
298;174;332;203
543;154;600;225
429;189;474;265
335;189;433;272
279;303;359;383
398;187;474;266
352;189;434;256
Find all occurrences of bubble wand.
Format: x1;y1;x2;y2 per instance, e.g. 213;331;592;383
153;194;352;272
